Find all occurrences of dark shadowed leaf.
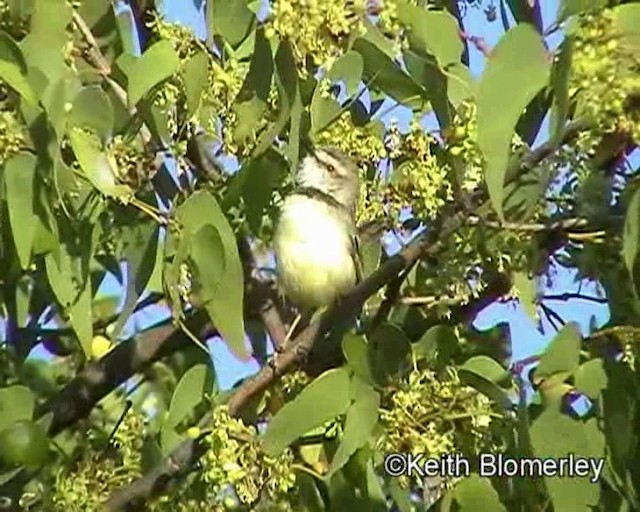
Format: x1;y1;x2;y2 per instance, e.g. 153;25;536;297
262;368;351;456
368;322;411;386
233;28;273;144
353;37;427;111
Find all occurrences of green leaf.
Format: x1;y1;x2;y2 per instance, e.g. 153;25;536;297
111;222;159;340
328;382;379;475
41;76;81;138
207;0;256;48
182;50;210;118
513;271;538;323
459;355;512;408
454;474;506;511
477;24;550;220
342;332;376;386
403;49;451;129
0;31;37;104
115;8;137;55
127;40;180;106
533;322;581;384
310;94;341;136
613;4;640;37
252;40;297;157
549;38;572;145
327;51;364;95
4;152;37;269
262;368;351;456
21;0;72;83
396;2;463;67
0;385;35;431
69;86;114;140
623;188;640;283
353;37;427;110
558;0;607;23
412;324;459;367
175;191;246;358
232;29;273;144
68;127;132;198
530;411;604;510
460;355;510;383
574;358;608;400
161;363;213;453
368;322;411;386
240;150;287;233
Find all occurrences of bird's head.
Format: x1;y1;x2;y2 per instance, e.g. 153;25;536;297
296;146;360;214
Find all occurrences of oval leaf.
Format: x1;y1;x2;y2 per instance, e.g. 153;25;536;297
0;32;37;104
69;86;114;140
533;322;581;384
4;152;37;269
623;188;640;282
128;40;180;106
262;368;351;456
161;363;213;453
68;128;131;198
328;382;379;475
0;385;35;431
175;191;246;359
477;24;550;220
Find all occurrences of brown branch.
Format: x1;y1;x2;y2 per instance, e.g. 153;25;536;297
103;117;595;510
36;312;211;437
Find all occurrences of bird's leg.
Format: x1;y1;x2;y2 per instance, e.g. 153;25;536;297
269;312;302;373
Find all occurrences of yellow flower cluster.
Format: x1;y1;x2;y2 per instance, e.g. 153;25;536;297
570;9;640;142
0;109;26;165
316;111;387;165
267;0;368;72
148;15;201;59
0;0;29;38
444;101;484;192
108;135;157;189
391;118;452;220
202;406;296;506
52;412;147;511
378;367;499;488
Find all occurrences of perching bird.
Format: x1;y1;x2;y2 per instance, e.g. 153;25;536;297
274;147;361;320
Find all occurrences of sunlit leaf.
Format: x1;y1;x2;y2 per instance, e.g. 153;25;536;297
4;152;37;269
263;368;351;456
0;31;37;104
477;24;550;219
127;40;180;106
0;385;35;431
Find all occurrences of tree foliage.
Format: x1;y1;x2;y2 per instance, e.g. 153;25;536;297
0;0;639;510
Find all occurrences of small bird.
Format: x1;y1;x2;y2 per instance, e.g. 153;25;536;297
274;147;361;318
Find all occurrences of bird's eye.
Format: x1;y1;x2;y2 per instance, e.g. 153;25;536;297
326;164;336;174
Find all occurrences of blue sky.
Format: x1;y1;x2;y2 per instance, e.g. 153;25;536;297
14;1;637;395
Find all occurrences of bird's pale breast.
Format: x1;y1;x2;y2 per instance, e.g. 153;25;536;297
274;195;356;309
